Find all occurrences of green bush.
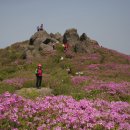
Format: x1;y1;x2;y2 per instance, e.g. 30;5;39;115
71;91;87;100
22;80;35;88
55;43;64;53
53;84;72;95
0;66;17;81
15;88;39;99
85;90;103;99
0;83;16;94
119;95;130;102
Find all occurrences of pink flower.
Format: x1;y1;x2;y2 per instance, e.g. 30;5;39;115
71;76;88;85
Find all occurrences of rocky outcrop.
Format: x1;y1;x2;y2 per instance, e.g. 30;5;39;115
24;30;61;59
80;33;88;41
29;30;50;45
50;32;62;42
63;28;80;46
23;28;100;59
63;28;100;53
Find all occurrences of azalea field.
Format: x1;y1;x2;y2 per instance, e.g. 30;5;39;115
1;92;130;130
0;46;130;129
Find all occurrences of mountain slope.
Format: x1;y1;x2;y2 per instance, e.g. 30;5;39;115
0;28;130;102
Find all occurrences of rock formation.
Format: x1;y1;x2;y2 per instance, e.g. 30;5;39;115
63;28;99;53
23;28;100;59
24;30;61;59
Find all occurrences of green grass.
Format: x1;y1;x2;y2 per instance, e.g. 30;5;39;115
15;88;39;99
0;43;130;103
0;83;16;94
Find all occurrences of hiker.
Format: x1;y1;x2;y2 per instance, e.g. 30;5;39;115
40;24;43;31
35;64;43;89
64;43;69;52
37;26;40;32
52;42;55;50
66;67;71;74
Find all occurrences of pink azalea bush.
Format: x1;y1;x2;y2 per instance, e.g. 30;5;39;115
86;53;101;61
84;81;130;95
71;76;88;85
101;63;130;72
87;64;100;70
87;63;130;72
0;92;130;130
2;78;31;88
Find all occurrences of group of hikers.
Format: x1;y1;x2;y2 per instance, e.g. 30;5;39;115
36;24;69;52
37;24;43;31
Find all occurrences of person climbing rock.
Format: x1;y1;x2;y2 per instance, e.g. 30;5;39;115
35;64;43;89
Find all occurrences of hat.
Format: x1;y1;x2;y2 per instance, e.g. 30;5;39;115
38;64;42;67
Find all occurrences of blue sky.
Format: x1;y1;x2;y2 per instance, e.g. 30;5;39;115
0;0;130;54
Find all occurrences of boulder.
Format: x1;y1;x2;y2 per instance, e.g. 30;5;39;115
50;32;62;42
40;44;53;52
29;30;51;45
54;32;62;42
63;28;80;46
24;30;58;59
74;39;99;53
80;33;88;41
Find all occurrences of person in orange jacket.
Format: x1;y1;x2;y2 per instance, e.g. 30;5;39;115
35;64;43;88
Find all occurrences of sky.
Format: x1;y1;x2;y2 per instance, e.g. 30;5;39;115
0;0;130;55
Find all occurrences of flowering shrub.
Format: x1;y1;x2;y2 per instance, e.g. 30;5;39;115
87;64;100;70
2;78;31;88
84;81;130;95
86;53;101;61
0;92;130;130
71;76;88;85
101;63;130;71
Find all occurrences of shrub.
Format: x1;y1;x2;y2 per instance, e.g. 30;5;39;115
1;92;130;130
0;83;16;94
15;88;39;99
55;43;64;52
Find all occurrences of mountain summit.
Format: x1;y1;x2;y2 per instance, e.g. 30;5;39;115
24;28;100;59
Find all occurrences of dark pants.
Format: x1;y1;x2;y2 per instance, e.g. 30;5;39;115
36;76;42;88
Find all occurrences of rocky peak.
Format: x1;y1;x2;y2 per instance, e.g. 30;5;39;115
23;28;100;59
63;28;80;46
29;30;50;45
80;33;88;41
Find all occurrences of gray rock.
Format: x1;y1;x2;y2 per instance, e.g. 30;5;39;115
54;32;62;42
80;33;88;41
29;30;50;45
40;44;53;52
63;28;80;46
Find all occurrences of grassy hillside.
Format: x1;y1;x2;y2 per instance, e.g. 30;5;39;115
0;41;130;129
0;42;130;101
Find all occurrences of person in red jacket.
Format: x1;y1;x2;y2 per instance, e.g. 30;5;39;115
35;64;43;88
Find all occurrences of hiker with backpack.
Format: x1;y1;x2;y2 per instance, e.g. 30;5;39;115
35;64;43;89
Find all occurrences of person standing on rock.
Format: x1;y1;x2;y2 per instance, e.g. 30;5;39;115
40;24;43;31
35;64;43;89
37;26;40;31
